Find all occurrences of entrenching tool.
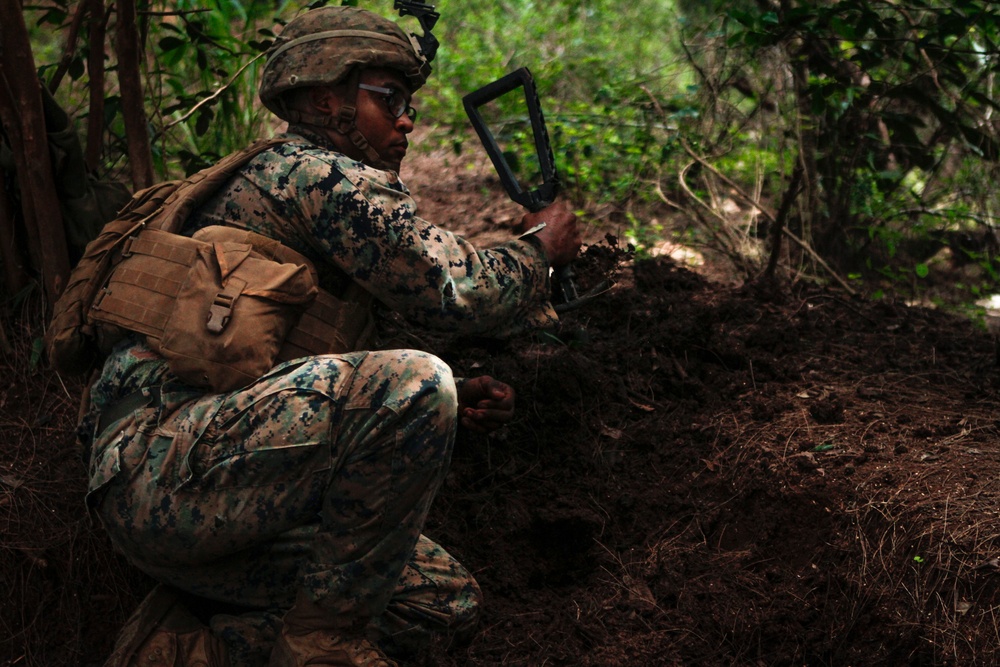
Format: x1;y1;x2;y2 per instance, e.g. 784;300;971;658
463;67;596;311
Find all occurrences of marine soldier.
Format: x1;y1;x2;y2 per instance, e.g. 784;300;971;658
85;6;580;666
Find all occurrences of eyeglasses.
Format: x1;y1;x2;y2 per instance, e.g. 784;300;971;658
358;83;417;121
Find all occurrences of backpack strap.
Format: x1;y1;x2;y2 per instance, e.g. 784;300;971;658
147;137;293;233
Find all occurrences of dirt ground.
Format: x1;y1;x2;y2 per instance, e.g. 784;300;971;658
5;135;1000;666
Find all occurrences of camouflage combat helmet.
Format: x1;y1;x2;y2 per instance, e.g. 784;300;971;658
259;6;430;120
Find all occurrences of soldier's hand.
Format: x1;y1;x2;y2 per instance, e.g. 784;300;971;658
458;376;515;434
517;200;581;268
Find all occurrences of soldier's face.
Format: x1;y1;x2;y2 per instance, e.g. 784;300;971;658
353;68;416;172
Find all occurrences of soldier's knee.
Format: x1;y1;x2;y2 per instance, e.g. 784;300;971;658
366;349;457;416
405;351;457;411
450;576;483;638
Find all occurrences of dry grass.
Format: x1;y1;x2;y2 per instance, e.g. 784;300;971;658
0;301;148;667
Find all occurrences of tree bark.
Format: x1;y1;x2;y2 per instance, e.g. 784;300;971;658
0;168;30;296
114;0;154;189
86;0;108;172
0;0;71;303
764;161;804;280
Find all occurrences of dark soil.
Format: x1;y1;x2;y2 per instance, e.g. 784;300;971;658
5;139;1000;666
414;248;1000;667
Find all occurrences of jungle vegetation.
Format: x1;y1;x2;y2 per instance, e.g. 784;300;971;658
2;0;1000;313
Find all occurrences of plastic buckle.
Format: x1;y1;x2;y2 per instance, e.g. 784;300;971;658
206;292;235;333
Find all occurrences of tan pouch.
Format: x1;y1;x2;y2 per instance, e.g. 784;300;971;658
87;223;374;392
156;227;318;392
46;137;294;378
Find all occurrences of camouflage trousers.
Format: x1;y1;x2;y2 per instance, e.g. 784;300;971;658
89;350;482;663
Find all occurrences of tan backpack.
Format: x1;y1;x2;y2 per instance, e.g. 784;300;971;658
46;138;374;392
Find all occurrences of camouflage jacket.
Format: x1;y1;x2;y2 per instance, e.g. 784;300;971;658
85;130;556;423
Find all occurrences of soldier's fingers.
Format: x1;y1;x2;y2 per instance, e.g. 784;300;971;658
469;407;514;425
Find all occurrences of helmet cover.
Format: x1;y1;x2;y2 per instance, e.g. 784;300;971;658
259;6;429;120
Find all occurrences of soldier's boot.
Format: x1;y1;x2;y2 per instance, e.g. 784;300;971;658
267;590;395;667
268;632;396;667
210;610;282;667
105;583;230;667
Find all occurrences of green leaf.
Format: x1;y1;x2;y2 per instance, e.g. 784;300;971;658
728;10;755;27
915;263;929;278
29;338;44;369
195;107;214;136
68;55;84;81
159;36;186;52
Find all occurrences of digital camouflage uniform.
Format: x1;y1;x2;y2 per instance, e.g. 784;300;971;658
84;129;556;665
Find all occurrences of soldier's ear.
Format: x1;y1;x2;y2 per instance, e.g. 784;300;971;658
308;87;342;116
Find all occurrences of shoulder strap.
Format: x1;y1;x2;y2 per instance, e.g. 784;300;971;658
45;137;295;377
145;136;293;233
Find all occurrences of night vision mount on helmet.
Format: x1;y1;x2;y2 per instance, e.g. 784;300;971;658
393;0;440;65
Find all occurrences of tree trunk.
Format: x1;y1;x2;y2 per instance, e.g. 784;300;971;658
86;0;108;172
0;0;71;303
114;0;154;190
0;168;30;296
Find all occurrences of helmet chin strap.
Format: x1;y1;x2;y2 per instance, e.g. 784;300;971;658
331;68;384;167
280;68;385;167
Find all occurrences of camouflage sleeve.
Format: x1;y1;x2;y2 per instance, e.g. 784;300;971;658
279;150;559;335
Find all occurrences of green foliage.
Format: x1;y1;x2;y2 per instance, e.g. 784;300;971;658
724;0;1000;280
423;0;691;207
143;0;280;175
22;0;1000;313
30;0;692;191
27;0;283;179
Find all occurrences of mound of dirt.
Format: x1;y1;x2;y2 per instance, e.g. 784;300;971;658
6;246;1000;666
5;137;1000;665
413;249;1000;666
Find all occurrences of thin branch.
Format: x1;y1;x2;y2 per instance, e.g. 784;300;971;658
655;162;750;274
48;1;89;93
114;0;154;189
781;228;856;295
157;53;265;137
139;8;211;16
680;139;856;295
680;138;777;226
764;160;804;279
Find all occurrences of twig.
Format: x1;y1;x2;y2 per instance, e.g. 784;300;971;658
680;138;774;224
679;139;856;295
158;53;265;135
660;161;745;270
48;1;89;93
780;228;856;295
139;8;211;16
